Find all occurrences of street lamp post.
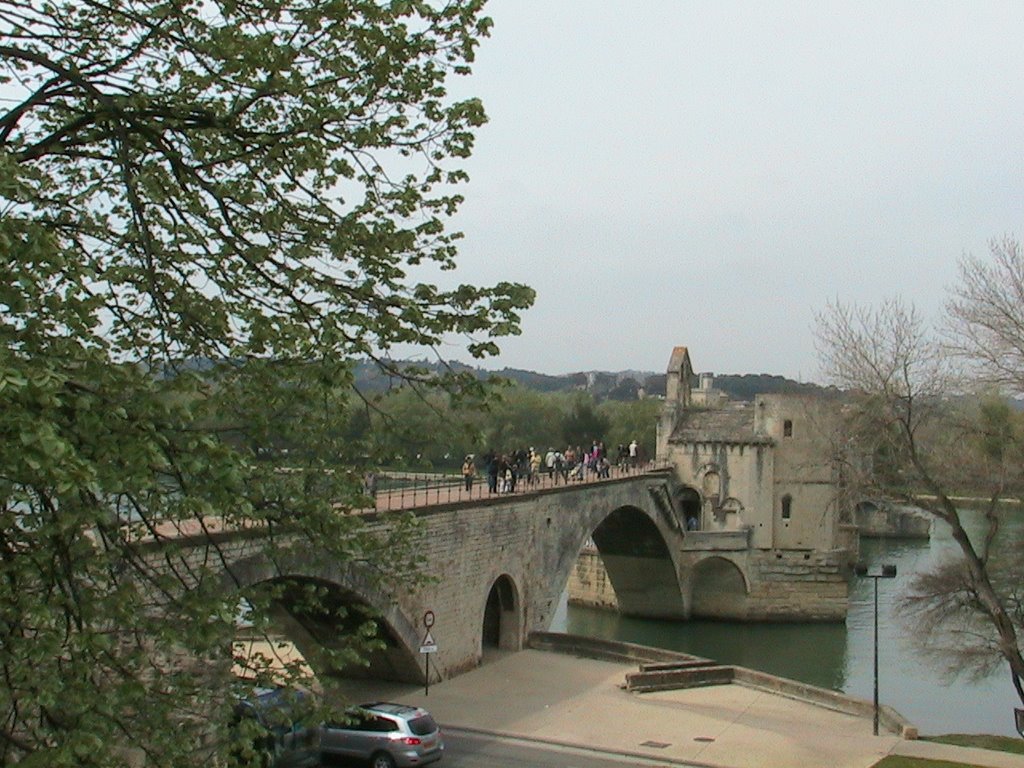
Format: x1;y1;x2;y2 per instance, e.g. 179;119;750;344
855;562;897;736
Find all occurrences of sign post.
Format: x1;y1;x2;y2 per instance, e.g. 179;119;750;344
419;611;437;696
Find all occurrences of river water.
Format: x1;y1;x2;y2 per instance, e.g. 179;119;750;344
551;509;1023;737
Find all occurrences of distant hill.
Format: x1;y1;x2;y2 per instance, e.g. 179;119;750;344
707;373;836;401
351;360;831;402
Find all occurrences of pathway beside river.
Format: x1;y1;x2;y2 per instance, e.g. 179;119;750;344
329;648;1022;768
555;513;1024;738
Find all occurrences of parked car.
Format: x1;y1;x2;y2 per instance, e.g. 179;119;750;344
232;687;321;768
319;702;443;768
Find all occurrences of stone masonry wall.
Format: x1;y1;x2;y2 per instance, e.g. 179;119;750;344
567;548;618;610
744;550;849;621
149;473;686;683
146;469;851;688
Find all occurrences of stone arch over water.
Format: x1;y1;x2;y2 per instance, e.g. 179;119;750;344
586;505;686;619
690;555;749;619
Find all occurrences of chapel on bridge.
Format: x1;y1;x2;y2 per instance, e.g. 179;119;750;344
656;346;852;555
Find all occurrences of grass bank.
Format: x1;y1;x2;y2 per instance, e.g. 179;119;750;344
872;734;1024;768
920;735;1024;755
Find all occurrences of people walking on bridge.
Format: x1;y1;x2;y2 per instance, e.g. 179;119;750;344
501;454;516;493
462;455;476;492
628;439;638;468
570;446;585;481
363;470;377;497
513;448;528;488
553;449;565;483
529;448;541;485
545;448;557;480
484;449;499;494
563;446;576;480
561;449;572;483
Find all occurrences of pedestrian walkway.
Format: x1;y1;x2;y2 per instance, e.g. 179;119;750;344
331;649;1024;768
371;461;663;512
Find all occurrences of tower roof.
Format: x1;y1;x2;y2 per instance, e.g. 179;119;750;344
668;405;772;446
667;346;692;375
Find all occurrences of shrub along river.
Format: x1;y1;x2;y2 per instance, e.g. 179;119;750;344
552;507;1022;737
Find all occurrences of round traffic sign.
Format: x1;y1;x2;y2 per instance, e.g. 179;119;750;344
423;610;435;628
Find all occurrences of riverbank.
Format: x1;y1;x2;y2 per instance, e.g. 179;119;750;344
329;646;1022;768
558;523;1022;737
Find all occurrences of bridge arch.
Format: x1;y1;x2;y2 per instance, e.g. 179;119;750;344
223;548;423;682
566;503;686;620
481;573;520;654
167;471;697;684
690;555;750;620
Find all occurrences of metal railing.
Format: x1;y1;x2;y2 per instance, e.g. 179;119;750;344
370;460;665;512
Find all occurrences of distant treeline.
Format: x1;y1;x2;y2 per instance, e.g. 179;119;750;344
351;360;832;403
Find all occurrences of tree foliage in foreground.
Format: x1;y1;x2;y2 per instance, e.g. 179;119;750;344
0;1;533;766
815;237;1024;712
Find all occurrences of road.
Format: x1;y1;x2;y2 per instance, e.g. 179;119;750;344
318;729;692;768
430;730;692;768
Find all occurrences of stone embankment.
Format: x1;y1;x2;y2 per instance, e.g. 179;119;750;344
854;501;932;538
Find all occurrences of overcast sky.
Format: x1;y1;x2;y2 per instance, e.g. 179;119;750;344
429;1;1024;382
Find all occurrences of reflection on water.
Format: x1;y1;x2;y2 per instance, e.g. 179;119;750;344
554;508;1024;737
560;606;849;692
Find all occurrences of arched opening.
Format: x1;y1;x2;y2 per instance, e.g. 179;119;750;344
690;557;749;620
235;577;421;685
481;574;520;656
586;506;685;619
678;486;701;530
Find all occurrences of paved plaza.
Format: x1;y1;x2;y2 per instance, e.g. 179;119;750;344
331;649;1024;768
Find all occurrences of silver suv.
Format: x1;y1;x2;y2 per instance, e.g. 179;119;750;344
320;702;443;768
232;687;320;768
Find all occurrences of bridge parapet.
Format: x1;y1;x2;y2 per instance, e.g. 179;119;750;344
372;461;671;512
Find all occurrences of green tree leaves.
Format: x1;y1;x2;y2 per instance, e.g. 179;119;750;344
0;2;533;765
2;0;531;366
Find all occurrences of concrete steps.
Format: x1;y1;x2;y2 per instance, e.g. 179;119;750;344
626;660;735;692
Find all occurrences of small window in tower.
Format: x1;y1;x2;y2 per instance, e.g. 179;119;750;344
783;419;793;437
781;494;792;520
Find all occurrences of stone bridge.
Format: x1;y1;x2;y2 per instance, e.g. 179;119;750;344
150;468;848;684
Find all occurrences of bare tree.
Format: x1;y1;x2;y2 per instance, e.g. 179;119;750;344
947;236;1024;396
815;292;1024;710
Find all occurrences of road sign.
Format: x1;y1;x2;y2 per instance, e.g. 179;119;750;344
423;610;435;628
419;630;437;654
